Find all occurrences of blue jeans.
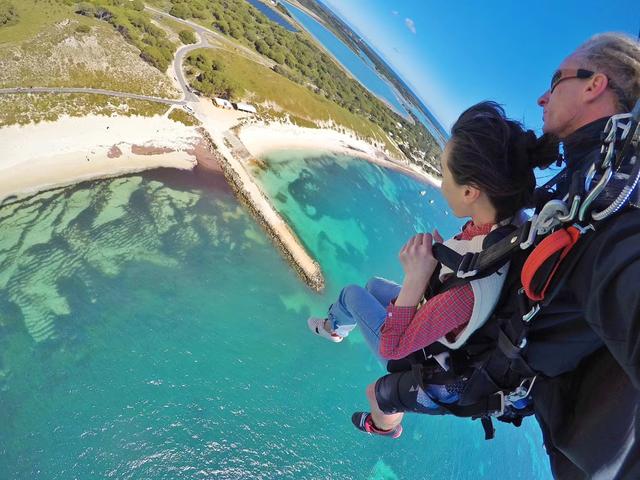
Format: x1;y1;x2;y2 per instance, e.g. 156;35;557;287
328;277;458;408
327;277;400;360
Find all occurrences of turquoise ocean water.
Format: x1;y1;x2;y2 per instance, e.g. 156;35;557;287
0;154;552;479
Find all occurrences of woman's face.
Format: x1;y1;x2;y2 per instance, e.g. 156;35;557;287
440;142;470;218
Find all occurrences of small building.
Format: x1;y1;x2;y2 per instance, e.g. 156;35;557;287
214;97;233;109
233;102;257;114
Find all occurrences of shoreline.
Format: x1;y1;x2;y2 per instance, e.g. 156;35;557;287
0;110;441;206
0;113;204;203
0;111;440;292
237;121;442;188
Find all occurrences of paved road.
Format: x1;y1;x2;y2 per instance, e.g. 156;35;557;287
0;86;185;105
146;6;275;69
1;7;220;107
0;6;275;108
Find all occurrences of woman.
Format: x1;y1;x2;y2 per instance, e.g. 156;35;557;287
308;101;558;437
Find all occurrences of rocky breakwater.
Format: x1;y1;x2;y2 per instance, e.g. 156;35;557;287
198;128;325;292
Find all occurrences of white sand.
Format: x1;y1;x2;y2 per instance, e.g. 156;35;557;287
0;114;201;201
238;121;442;188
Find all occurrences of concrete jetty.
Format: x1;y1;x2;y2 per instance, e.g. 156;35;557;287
198;127;325;292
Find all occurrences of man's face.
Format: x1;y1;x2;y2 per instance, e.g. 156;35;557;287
537;54;587;139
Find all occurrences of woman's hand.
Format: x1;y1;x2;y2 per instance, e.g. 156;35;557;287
398;232;439;282
394;231;442;307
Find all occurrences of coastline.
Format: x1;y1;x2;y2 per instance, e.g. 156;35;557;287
0;113;203;203
0;110;440;292
238;121;442;188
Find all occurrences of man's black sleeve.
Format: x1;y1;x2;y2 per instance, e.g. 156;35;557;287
568;209;640;388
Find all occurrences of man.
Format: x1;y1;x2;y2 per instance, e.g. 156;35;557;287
527;33;640;479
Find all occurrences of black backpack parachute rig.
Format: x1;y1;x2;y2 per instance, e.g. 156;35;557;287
389;99;640;440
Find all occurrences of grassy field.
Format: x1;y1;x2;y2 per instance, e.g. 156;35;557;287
0;93;169;127
168;107;200;126
187;48;401;155
0;0;179;98
0;0;69;45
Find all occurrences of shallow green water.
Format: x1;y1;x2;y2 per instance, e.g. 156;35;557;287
0;156;552;479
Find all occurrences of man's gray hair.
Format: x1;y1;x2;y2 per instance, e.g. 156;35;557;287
573;32;640;112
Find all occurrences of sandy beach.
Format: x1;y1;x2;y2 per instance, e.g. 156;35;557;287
238;121;442;188
0;107;438;292
0;113;205;202
0;106;440;205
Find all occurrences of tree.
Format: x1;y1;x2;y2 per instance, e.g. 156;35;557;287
254;38;268;55
268;48;285;64
178;29;196;44
228;21;243;40
169;4;190;19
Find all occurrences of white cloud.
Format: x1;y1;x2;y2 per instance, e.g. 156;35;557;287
405;18;416;34
391;10;399;16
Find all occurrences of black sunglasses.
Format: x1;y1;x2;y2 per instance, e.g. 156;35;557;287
550;68;595;93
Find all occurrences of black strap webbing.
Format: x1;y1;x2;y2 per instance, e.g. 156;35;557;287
497;329;523;360
432;222;532;280
481;416;495;440
431;392;503;419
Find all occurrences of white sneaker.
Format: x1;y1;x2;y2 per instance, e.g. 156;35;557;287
307;317;343;342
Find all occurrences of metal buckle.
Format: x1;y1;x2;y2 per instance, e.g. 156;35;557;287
520;200;570;251
522;304;540;323
557;195;581;223
571;223;595;235
491;391;506;417
579;165;613;221
536;200;569;235
506;376;538;405
519;216;538;250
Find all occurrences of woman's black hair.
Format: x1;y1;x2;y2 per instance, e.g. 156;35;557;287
448;101;559;221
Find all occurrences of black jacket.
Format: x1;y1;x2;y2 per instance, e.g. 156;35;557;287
527;119;640;479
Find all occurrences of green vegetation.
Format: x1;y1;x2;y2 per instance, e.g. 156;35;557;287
185;48;401;155
185;52;238;99
0;93;168;126
75;0;176;71
0;7;178;98
168;107;200;126
178;28;196;44
166;0;439;161
274;3;291;19
0;0;69;44
0;1;18;27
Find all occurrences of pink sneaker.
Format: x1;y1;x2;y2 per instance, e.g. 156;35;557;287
307;317;343;343
351;412;402;438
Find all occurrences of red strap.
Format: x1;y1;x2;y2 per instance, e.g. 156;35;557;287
521;226;581;301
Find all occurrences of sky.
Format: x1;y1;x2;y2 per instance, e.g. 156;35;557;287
319;0;639;133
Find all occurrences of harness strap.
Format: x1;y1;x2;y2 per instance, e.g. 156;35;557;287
481;416;495;440
497;329;524;359
432;392;504;418
410;362;469;387
520;226;582;301
432;223;529;279
497;328;537;378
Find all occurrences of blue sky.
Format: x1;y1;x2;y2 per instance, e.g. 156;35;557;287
320;0;639;133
